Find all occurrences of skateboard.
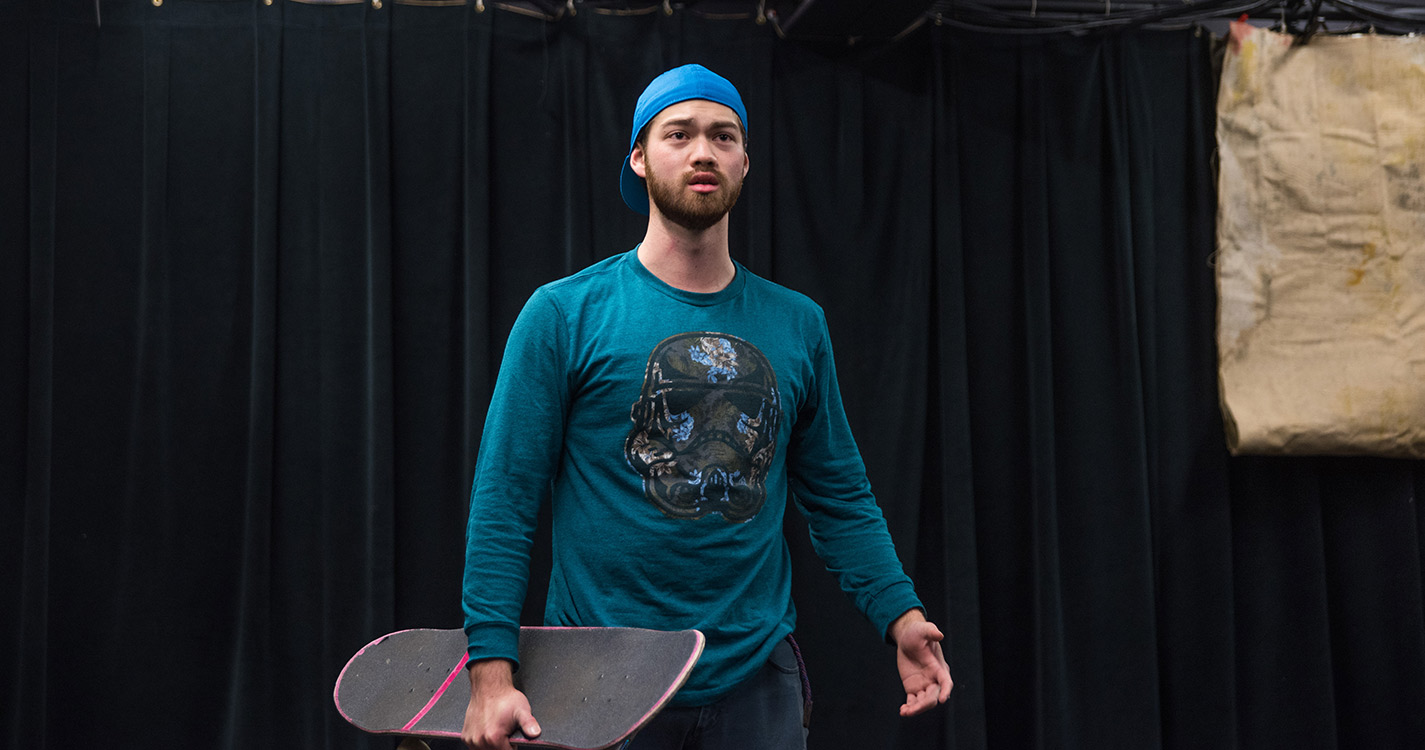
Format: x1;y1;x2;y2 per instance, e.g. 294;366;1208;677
334;627;705;750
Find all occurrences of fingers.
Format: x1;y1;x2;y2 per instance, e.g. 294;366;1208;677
900;622;944;662
462;728;514;750
901;670;952;716
462;695;539;750
899;682;944;717
937;664;954;703
897;632;953;718
461;731;507;750
464;715;539;750
928;641;953;706
906;620;943;644
461;727;507;750
514;707;542;739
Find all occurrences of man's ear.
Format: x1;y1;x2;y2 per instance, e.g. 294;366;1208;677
741;150;750;179
630;144;648;179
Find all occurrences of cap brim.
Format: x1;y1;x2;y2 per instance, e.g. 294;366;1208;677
620;155;649;215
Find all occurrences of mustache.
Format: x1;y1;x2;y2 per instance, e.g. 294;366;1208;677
686;165;725;184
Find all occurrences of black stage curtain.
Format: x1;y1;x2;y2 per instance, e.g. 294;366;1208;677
5;4;1424;749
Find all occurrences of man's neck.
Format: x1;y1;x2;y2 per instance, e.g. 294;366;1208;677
636;213;736;294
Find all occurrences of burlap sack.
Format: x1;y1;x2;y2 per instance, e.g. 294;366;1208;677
1216;23;1425;457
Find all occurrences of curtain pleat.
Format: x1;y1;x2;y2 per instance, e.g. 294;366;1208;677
7;13;52;750
921;29;985;750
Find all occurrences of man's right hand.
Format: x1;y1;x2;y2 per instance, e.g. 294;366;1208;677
462;658;542;750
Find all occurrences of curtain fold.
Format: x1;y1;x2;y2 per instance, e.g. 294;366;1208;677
7;7;1424;750
216;7;281;747
1129;30;1240;750
921;27;985;750
6;11;50;750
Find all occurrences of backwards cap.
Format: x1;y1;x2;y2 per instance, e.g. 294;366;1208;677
619;64;749;215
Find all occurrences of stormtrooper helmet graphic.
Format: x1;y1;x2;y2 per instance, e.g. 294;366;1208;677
624;332;781;522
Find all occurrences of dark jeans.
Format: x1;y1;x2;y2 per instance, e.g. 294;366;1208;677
626;639;809;750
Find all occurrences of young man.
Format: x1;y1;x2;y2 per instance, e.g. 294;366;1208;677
461;64;951;750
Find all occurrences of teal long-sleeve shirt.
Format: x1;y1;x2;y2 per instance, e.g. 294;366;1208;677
462;248;922;706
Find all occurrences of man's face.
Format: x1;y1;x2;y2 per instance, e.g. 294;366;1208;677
631;100;749;231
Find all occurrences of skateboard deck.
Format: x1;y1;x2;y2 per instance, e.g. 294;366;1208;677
334;627;704;750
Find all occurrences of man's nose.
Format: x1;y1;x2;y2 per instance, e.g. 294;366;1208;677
690;135;717;163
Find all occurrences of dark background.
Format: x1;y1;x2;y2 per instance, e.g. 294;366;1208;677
4;1;1424;749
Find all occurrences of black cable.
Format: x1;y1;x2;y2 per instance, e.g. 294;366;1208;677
1331;0;1425;31
932;0;1282;34
1297;0;1325;43
462;0;1425;36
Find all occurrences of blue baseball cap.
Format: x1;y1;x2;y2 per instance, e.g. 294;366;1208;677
619;64;749;215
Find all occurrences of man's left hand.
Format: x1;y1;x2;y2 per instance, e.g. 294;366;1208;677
888;609;953;717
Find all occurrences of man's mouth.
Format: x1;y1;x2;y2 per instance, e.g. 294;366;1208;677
688;172;720;193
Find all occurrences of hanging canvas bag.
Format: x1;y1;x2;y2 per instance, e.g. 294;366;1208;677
1216;23;1425;458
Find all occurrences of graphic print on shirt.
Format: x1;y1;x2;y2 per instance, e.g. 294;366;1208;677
624;332;781;522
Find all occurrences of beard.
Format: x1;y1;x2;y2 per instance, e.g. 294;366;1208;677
644;161;744;232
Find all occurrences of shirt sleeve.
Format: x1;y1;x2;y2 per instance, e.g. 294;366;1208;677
462;288;569;667
785;310;924;641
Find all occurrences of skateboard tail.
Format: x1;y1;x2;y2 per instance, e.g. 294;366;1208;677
332;629;468;737
332;630;390;730
402;652;472;731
